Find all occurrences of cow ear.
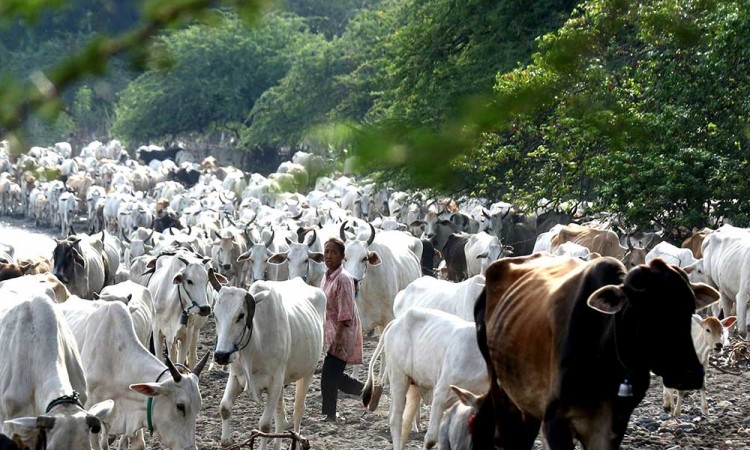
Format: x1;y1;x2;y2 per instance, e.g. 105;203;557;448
587;285;626;314
691;282;720;310
450;385;480;408
268;253;288;265
3;416;45;447
129;383;164;397
252;289;271;304
476;252;488;260
367;251;382;266
409;220;424;227
309;252;324;264
172;272;184;284
722;316;737;329
87;400;114;422
146;258;157;269
73;254;85;267
237;250;250;262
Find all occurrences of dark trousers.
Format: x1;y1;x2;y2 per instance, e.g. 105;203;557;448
321;353;364;416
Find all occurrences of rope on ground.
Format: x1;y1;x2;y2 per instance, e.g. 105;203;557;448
224;430;311;450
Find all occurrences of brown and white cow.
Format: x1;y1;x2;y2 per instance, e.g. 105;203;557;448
551;223;650;268
681;227;713;259
471;254;720;450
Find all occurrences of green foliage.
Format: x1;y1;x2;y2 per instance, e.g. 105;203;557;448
113;12;313;145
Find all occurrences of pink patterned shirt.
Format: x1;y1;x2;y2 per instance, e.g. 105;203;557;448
321;265;363;364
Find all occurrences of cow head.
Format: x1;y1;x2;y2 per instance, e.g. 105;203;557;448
587;259;720;390
621;235;650;269
212;229;244;273
129;353;208;449
213;285;268;365
268;229;324;284
52;238;85;285
4;399;113;450
236;229;281;283
171;255;225;317
340;221;380;282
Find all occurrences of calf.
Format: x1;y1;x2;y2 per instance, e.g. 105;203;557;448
439;386;487;450
663;315;736;415
362;307;489;450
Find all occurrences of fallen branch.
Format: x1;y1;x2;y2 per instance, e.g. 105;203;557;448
224;430;311;450
709;360;743;376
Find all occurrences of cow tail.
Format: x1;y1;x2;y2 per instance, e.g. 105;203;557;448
362;321;393;411
472;286;498;449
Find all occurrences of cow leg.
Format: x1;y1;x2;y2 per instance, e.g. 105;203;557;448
543;418;576;450
737;289;750;338
260;377;285;450
388;370;410;450
424;384;452;449
293;375;313;432
494;388;540;450
700;386;709;415
401;385;420;446
662;386;675;413
673;390;685;416
275;388;290;432
220;371;244;446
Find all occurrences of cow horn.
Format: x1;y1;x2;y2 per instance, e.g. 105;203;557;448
146;229;155;243
225;214;237;227
164;354;183;382
366;222;376;246
213;230;221;241
191;351;210;377
219;191;230;204
178;256;190;266
264;229;275;248
339;221;348;242
626;232;634;250
100;230;105;242
123;234;131;244
187;226;192;236
482;209;490;219
167;227;174;235
291;210;303;220
246;214;256;225
244;227;255;245
306;229;317;247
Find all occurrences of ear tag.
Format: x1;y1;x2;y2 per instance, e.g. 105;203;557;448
617;378;633;397
180;311;189;326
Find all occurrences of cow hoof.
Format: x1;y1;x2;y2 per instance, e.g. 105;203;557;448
221;438;233;448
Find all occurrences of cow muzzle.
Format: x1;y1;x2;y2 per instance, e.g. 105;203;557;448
222;264;231;271
198;306;211;317
214;351;233;365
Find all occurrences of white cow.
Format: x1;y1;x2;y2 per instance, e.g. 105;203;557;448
341;223;422;333
663;314;736;415
267;228;325;287
439;386;484;450
237;228;291;283
552;241;596;260
213;279;326;449
58;191;78;237
97;281;155;348
393;275;485;322
59;296;207;449
646;241;698;268
0;293;113;449
463;232;503;278
532;223;567;253
362;307;489;450
147;251;227;366
687;225;750;336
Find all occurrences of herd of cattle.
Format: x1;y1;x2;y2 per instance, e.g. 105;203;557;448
0;138;744;449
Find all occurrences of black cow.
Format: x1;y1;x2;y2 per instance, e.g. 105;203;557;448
152;210;183;233
136;146;180;165
472;255;720;449
419;238;438;277
168;167;201;188
442;233;470;282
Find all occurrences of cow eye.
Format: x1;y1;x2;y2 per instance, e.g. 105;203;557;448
187;279;194;285
177;403;186;415
362;257;368;262
705;328;711;334
237;313;245;322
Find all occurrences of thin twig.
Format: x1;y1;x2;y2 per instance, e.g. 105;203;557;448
224;430;311;450
709;360;743;376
